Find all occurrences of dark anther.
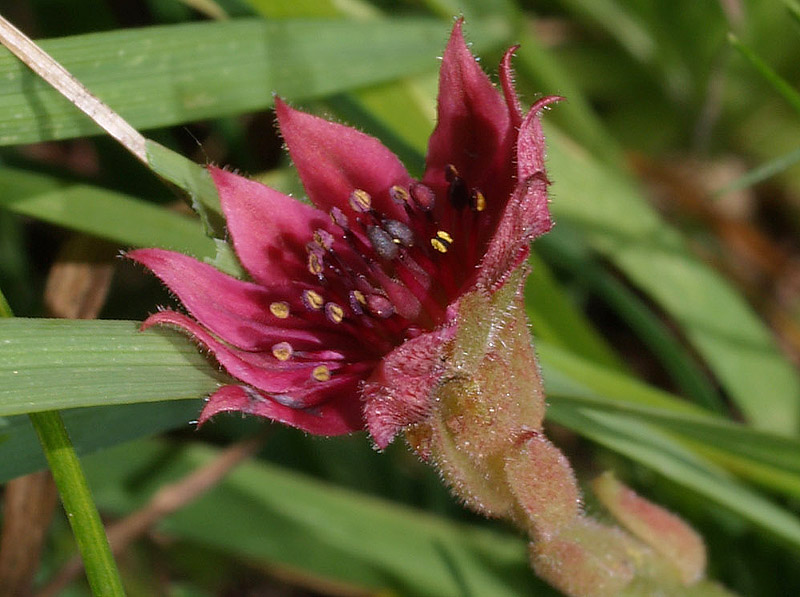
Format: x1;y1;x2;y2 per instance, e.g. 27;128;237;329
367;226;399;260
383;219;415;247
447;172;469;210
409;183;435;212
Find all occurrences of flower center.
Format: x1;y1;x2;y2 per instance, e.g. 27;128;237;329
264;165;489;383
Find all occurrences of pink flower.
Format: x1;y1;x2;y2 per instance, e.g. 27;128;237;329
129;20;559;448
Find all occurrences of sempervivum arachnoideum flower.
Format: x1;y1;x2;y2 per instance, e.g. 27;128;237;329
129;20;557;446
130;21;732;597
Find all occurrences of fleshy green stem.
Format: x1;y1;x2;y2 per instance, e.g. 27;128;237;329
0;289;125;596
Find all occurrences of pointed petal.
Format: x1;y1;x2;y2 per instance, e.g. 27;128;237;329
199;383;363;435
142;310;365;399
499;44;523;128
476;98;560;288
275;98;412;222
129;248;339;351
423;20;512;201
210;167;332;286
476;176;549;288
517;96;562;182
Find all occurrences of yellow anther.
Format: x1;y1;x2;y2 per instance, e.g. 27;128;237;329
312;365;331;382
326;302;345;323
303;289;324;310
390;185;410;205
353;290;366;305
473;190;486;212
307;252;323;275
445;164;460;182
348;188;372;212
430;230;453;253
271;342;293;361
313;229;333;250
269;301;290;319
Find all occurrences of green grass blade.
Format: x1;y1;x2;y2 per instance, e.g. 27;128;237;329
0;165;214;257
1;288;125;594
29;410;126;596
0;319;221;416
538;227;724;411
145;140;225;237
511;24;621;162
729;33;800;117
0;18;481;146
548;404;800;550
85;439;551;597
549;393;800;497
539;341;800;496
0;401;199;483
525;250;624;371
545;125;800;434
783;0;800;27
714;145;800;197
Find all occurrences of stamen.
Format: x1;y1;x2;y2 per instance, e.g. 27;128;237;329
312;365;331;382
409;182;435;211
271;342;293;361
330;207;349;229
430;230;454;253
445;164;469;210
302;289;324;310
325;302;345;323
349;189;372;213
269;301;290;319
313;229;334;250
307;251;324;276
390;185;410;205
383;219;414;247
470;189;486;212
366;294;395;318
349;290;366;314
367;226;399;260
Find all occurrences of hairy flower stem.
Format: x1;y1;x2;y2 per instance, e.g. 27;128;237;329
406;271;734;597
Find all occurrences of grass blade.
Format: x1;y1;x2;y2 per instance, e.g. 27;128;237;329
0;18;499;146
728;33;800;117
0;166;214;257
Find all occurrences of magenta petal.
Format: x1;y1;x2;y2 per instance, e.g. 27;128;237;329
363;328;453;449
499;44;523;128
141;310;357;399
516;96;562;182
274;98;412;222
476;97;560;286
477;175;549;289
199;383;363;435
423;20;511;198
129;248;334;351
210;167;334;286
